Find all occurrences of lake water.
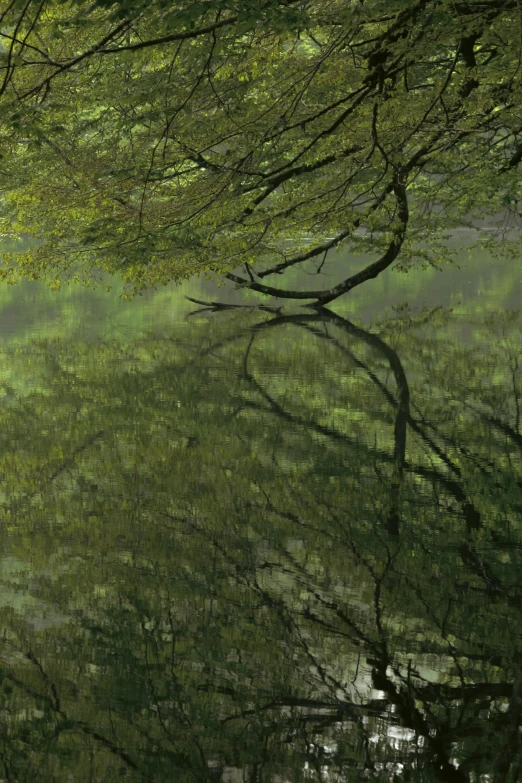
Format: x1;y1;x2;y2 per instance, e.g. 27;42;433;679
0;244;520;781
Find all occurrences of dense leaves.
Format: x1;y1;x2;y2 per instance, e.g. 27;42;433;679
0;0;520;300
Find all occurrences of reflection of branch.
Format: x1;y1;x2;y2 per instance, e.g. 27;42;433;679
254;308;409;534
220;695;385;724
257;489;344;545
49;429;104;482
455;542;522;609
368;658;468;783
6;652;142;774
254;309;485;533
481;410;522;453
492;673;522;783
309;319;483;532
241;330;386;457
274;517;468;781
185;295;282;316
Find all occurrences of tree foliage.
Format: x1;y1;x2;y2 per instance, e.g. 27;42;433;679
0;0;520;300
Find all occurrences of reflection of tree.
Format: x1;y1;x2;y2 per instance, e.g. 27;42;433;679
0;308;519;779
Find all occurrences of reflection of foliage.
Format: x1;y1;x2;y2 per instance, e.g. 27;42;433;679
0;307;520;779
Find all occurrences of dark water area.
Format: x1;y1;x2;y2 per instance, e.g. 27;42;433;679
0;248;520;781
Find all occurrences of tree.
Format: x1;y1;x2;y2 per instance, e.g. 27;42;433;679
0;0;520;301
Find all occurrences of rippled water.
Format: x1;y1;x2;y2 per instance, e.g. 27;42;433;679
0;248;519;781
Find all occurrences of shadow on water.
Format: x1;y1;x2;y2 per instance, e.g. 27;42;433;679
0;295;518;780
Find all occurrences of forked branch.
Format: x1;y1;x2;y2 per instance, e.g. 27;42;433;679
225;172;409;306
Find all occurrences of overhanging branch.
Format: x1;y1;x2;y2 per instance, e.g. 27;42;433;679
226;173;409;305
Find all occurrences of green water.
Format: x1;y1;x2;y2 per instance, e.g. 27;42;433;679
0;247;519;781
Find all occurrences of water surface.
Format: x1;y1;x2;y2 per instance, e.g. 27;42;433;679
0;249;519;781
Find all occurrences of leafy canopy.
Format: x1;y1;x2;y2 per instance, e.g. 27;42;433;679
0;0;520;301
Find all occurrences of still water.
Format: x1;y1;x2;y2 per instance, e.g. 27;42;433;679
0;247;520;781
